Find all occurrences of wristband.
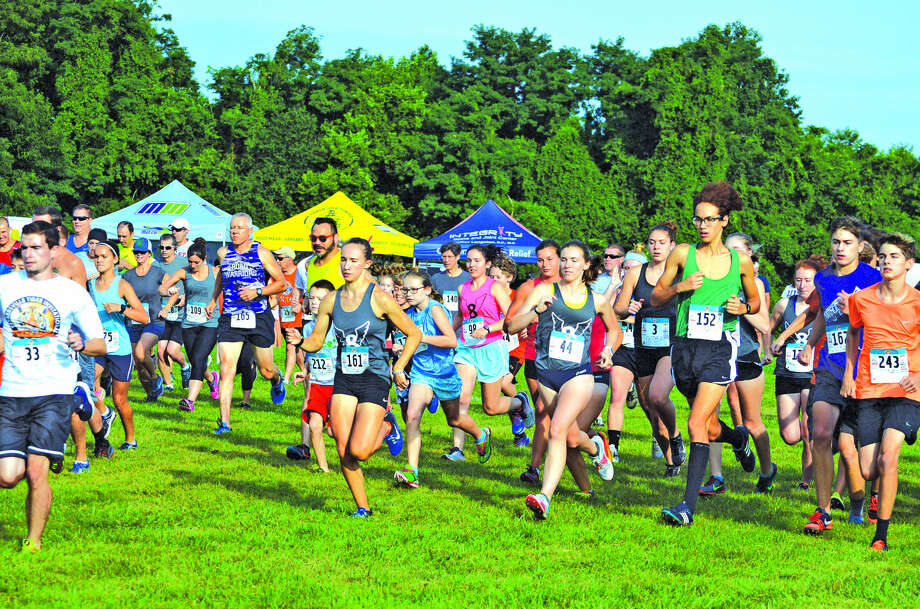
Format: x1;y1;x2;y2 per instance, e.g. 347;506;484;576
393;370;406;377
120;304;127;314
75;342;85;353
744;302;751;314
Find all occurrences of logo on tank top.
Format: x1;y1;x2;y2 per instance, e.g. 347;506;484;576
551;312;591;337
5;297;60;338
333;321;370;347
223;259;262;280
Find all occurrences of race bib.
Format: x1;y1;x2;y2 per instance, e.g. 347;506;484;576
309;355;335;382
11;338;52;373
231;309;256;329
548;331;585;364
619;322;635;349
784;342;810;373
103;329;120;354
505;332;520;351
342;346;369;374
443;291;459;312
166;304;181;322
186;302;208;324
463;316;485;345
129;303;150;326
870;348;909;384
280;305;296;323
826;324;848;355
687;304;723;341
641;317;669;348
392;331;407;346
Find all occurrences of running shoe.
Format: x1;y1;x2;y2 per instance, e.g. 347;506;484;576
591;435;614;481
383;411;403;456
870;539;888;552
610;444;620;463
520;466;540;485
731;424;756;473
93;440;114;459
516;391;535;428
270;379;287;405
178;398;194;412
509;410;525;436
146;376;164;402
181;365;192;389
513;432;530;448
441;447;465;461
119;441;137;451
699;475;726;496
867;494;879;524
651;440;664;459
21;539;39;553
70;461;89;474
286;444;311;461
394;466;420;488
593;416;604;428
755;462;778;494
848;514;865;525
670;433;686;466
427;395;439;414
213;421;232;435
798;482;810;491
73;381;95;422
665;464;681;477
350;507;373;518
803;508;833;535
50;459;64;474
525;493;550;520
164;384;175;393
830;492;846;512
661;501;693;526
208;371;219;399
574;489;595;499
99;407;116;440
237;402;252;409
626;385;639;409
476;427;492;463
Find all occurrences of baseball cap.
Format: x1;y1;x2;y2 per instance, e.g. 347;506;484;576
273;246;295;259
133;237;153;253
169;218;191;231
88;228;108;242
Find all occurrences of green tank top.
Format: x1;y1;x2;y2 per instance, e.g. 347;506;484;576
675;245;742;338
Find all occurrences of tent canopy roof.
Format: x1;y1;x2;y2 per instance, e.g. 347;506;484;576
253;192;417;257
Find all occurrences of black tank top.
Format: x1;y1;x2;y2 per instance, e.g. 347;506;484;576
634;263;676;349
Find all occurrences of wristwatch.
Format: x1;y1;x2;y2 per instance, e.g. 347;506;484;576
256;287;263;297
744;302;751;314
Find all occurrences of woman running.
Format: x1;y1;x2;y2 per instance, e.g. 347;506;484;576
89;239;149;450
160;238;220;412
156;232;191;392
768;255;826;489
288;238;420;517
121;237;167;401
615;223;685;476
450;244;532;457
651;181;761;526
509;240;621;519
393;270;491;488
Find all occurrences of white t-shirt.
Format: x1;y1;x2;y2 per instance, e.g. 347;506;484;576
0;272;104;397
175;241;191;259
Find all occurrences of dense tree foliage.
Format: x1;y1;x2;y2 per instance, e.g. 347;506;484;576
2;2;918;283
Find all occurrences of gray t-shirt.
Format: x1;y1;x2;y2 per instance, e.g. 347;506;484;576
431;270;471;314
159;257;186;322
123;262;167;325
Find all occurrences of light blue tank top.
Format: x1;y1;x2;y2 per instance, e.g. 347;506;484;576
221;241;268;315
408;300;456;378
182;266;218;328
89;276;131;356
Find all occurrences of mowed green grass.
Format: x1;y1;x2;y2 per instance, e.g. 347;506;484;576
2;357;919;609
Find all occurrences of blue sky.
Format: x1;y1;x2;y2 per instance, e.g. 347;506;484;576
157;0;918;152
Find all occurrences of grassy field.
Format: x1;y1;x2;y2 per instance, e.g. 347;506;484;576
2;359;918;609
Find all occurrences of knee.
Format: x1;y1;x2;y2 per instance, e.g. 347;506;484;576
878;450;899;475
25;462;49;486
861;462;878;481
565;429;582;449
548;422;568;443
0;469;24;488
258;365;276;379
308;417;324;434
779;427;801;446
811;424;834;446
350;444;373;462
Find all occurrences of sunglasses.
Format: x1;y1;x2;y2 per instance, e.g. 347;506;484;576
604;254;623;260
310;235;331;243
72;216;91;221
169;226;187;232
274;256;286;261
160;246;174;250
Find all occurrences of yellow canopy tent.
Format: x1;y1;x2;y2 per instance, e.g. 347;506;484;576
252;192;417;257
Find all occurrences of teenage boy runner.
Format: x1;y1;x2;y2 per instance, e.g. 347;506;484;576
842;233;920;551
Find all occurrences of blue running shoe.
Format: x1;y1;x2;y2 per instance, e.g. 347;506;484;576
662;501;694;526
99;407;116;440
213;421;232;435
146;377;164;402
118;441;137;450
848;514;865;525
428;395;439;414
383;411;403;456
517;391;535;429
73;381;95;422
514;432;530;448
271;379;287;405
180;365;192;389
70;461;89;474
510;411;525;436
350;507;373;518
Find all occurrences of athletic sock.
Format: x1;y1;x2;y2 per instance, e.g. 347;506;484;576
682;442;710;513
716;419;743;449
607;430;621;452
476;430;487;443
874;518;890;543
850;496;865;518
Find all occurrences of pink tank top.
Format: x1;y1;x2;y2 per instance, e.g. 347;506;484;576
459;277;503;348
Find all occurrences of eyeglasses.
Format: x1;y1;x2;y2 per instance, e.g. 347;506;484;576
72;216;91;221
310;234;331;243
400;287;423;294
133;251;149;256
692;215;724;227
604;254;623;260
160;246;174;250
169;226;187;232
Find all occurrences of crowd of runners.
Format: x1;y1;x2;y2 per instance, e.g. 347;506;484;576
1;180;919;554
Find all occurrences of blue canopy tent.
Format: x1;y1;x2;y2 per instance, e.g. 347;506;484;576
93;180;238;260
413;199;542;263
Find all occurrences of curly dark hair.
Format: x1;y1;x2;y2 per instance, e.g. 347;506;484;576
693;182;743;217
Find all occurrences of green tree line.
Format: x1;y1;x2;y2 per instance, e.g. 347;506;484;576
2;1;918;284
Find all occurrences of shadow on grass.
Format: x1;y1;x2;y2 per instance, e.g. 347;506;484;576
162;468;331;512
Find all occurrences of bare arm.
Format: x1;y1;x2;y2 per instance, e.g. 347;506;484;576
504;279;535;332
425;304;457;349
651;244;697;307
726;253;761;316
613;266;641;319
506;283;553;335
116;280;150;324
292;292;334;353
373;290;422;378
